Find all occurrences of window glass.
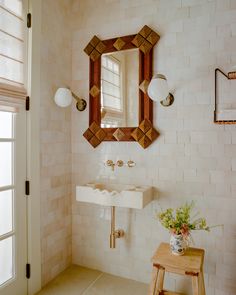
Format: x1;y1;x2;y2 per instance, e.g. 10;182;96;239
0;0;25;89
0;7;23;39
0;31;23;61
0;142;13;187
0;190;13;235
0;0;23;17
0;55;23;84
0;111;13;138
0;236;14;286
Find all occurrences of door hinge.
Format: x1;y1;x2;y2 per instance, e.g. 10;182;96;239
27;13;31;28
25;180;30;196
26;263;31;279
26;96;30;111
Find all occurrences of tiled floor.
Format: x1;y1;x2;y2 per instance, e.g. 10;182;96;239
36;265;148;295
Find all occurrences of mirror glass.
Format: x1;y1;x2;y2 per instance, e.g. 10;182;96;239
100;48;139;128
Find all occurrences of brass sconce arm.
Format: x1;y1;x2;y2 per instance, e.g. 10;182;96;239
72;92;87;111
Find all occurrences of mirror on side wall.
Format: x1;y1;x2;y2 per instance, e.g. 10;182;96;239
83;25;160;148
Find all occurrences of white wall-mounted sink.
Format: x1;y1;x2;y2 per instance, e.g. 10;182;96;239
76;182;153;209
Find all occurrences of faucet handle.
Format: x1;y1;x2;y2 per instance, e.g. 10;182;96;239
106;160;115;171
116;160;124;167
127;160;136;168
106;160;114;166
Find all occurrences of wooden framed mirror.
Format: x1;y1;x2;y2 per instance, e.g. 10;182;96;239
83;25;160;149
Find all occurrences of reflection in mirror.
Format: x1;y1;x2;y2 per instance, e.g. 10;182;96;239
100;49;139;128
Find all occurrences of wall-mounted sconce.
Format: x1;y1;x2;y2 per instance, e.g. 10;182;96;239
54;87;87;111
147;74;174;107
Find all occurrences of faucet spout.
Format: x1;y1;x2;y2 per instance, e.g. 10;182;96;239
106;160;115;171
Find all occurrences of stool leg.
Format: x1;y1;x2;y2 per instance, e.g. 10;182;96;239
192;275;200;295
199;271;206;295
148;266;159;295
157;268;165;293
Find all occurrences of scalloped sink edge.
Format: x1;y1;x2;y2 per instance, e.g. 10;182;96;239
76;182;154;209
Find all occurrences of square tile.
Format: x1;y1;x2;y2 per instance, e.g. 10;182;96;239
36;265;102;295
84;273;148;295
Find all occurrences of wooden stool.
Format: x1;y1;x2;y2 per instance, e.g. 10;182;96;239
148;243;206;295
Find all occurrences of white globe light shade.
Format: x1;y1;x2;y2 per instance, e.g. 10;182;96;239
54;88;72;107
147;74;169;102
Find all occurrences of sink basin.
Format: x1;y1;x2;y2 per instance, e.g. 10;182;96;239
76;182;153;209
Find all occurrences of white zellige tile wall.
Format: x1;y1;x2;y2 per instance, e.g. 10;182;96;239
40;0;72;285
40;0;236;293
70;1;236;295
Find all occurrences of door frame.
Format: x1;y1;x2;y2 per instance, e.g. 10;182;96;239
0;107;28;295
27;0;42;294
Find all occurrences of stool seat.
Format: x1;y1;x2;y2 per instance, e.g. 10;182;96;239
151;242;204;276
148;243;206;295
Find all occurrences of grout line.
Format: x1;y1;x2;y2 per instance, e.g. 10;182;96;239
81;272;104;295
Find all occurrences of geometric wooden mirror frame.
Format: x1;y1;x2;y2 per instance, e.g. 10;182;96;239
83;25;160;149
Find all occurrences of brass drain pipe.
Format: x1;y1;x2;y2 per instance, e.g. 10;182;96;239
110;206;124;248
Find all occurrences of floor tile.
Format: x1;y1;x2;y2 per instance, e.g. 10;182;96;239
83;273;148;295
36;265;102;295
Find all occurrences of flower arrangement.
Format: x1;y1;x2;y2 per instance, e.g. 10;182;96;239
157;201;210;237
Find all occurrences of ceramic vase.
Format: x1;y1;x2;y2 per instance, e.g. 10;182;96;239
170;234;187;256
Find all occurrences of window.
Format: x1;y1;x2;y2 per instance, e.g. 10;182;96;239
0;111;15;286
101;55;124;127
0;0;27;107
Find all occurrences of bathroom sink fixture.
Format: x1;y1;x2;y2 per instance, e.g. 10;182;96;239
76;182;153;209
76;182;154;248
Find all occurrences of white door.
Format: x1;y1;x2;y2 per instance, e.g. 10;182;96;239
0;107;27;295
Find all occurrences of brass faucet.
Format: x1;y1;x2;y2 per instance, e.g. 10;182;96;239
106;159;135;171
106;160;115;171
